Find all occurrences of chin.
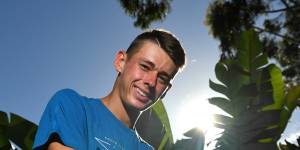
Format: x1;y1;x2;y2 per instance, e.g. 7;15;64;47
139;102;155;111
132;102;153;111
133;104;147;111
128;99;150;110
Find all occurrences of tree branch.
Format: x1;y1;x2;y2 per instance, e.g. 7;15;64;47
263;5;300;13
253;26;299;43
264;7;289;13
280;0;289;8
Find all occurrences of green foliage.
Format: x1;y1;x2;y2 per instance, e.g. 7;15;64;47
209;29;300;149
0;111;37;150
136;100;174;150
152;100;174;150
205;0;300;86
118;0;172;29
170;128;205;150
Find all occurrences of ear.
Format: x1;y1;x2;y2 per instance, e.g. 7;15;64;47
160;84;172;99
114;51;127;73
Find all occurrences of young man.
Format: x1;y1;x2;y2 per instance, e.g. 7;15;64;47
33;29;186;150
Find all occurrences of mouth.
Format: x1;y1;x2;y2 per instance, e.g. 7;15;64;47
134;86;153;104
137;88;147;97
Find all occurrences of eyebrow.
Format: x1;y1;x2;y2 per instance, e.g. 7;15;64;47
142;60;172;79
142;60;155;68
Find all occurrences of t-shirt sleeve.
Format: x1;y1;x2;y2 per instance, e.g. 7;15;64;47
32;89;87;149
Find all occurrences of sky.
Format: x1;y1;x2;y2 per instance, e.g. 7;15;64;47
1;0;299;148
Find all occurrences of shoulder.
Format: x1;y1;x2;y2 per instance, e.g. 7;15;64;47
45;88;86;113
49;89;82;104
52;88;80;99
33;89;88;149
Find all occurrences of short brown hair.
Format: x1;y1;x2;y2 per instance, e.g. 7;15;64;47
126;29;186;69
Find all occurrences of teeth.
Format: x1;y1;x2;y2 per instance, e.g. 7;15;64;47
137;88;147;97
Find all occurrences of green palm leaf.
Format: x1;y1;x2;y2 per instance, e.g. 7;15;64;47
136;100;173;150
0;111;37;150
209;29;299;149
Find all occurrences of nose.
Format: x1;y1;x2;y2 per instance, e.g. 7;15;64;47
143;71;157;87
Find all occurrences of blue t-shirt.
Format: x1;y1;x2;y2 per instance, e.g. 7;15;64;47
33;89;153;150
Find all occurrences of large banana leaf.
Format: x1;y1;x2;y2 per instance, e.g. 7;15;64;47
209;29;300;149
135;100;174;150
170;128;205;150
0;111;37;150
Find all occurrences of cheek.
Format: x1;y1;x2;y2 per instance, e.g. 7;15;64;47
128;66;144;80
121;65;143;87
156;85;168;96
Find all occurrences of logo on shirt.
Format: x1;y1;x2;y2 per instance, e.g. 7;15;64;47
95;137;124;150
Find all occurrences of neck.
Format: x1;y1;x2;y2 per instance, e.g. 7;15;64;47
122;101;141;128
101;92;140;129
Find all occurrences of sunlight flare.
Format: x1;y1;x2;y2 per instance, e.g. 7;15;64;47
177;94;220;135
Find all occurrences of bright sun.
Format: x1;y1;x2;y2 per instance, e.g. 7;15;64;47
178;98;213;132
176;94;224;140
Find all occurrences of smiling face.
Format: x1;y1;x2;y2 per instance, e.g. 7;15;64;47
114;41;178;111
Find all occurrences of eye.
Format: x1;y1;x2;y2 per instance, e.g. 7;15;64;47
158;75;170;85
140;64;151;71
